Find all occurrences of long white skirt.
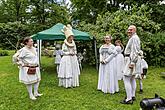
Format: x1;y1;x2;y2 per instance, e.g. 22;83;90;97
58;55;80;88
116;54;124;80
97;58;119;94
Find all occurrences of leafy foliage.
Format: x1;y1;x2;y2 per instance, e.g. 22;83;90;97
150;4;165;30
142;32;165;66
0;49;9;56
0;22;30;50
0;0;70;24
70;0;163;23
77;5;164;66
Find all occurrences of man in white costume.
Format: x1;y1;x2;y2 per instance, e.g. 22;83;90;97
120;25;141;104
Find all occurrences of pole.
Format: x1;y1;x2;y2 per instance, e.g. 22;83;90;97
94;38;98;70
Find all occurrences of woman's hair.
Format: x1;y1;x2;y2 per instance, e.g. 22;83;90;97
23;37;31;45
103;35;112;44
115;40;124;49
104;35;112;40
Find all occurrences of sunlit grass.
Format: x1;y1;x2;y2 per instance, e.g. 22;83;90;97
0;54;165;110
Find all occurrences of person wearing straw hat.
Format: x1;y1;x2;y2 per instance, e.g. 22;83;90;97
58;24;80;88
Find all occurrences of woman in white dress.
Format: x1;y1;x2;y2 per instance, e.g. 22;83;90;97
58;24;80;88
17;37;42;100
115;40;124;80
97;35;119;94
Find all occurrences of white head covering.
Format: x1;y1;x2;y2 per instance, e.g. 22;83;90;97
62;24;74;39
62;24;75;47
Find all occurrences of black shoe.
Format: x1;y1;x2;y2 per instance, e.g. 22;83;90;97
115;91;119;94
120;99;133;104
132;97;136;101
139;89;143;94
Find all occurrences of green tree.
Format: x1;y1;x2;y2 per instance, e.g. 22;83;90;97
0;0;70;25
0;0;28;23
150;4;165;30
77;5;164;66
70;0;163;23
0;22;30;50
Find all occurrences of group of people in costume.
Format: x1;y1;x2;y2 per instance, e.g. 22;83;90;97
13;24;148;105
97;25;148;104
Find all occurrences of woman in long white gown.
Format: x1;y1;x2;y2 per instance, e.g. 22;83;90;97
97;35;119;94
115;40;124;80
58;24;80;88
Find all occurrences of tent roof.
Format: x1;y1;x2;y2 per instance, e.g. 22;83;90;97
32;23;93;41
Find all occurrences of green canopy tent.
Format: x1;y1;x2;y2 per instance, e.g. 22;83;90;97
31;23;98;70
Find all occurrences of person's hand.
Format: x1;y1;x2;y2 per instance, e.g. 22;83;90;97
16;62;21;66
141;75;144;79
101;60;106;64
141;73;145;79
129;64;134;69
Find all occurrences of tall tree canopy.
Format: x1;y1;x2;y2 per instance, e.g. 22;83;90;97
70;0;164;23
0;0;70;24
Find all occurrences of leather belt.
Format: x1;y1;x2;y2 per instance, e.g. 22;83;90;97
23;65;38;68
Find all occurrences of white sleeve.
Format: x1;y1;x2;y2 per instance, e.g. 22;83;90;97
99;46;103;62
130;37;140;64
18;48;26;66
62;44;70;55
105;46;117;63
74;45;77;55
60;50;63;55
53;50;56;55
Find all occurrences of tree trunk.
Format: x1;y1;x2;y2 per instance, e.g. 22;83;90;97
15;0;21;21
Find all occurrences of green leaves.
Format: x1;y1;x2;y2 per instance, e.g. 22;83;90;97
0;0;70;24
77;5;164;66
0;22;30;50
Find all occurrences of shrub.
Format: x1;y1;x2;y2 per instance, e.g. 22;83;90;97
0;50;9;56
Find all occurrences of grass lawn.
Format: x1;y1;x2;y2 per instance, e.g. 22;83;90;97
0;53;165;110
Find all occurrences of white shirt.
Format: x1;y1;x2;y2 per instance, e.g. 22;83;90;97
124;33;141;64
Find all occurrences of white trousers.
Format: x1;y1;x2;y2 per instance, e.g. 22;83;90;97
56;64;60;74
123;75;136;101
26;82;40;98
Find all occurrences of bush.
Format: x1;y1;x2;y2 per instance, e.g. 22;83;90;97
77;5;165;67
0;50;9;56
142;32;165;67
0;22;30;50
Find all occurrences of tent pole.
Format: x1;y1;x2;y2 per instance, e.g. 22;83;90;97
37;40;42;67
39;40;42;66
94;38;98;70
